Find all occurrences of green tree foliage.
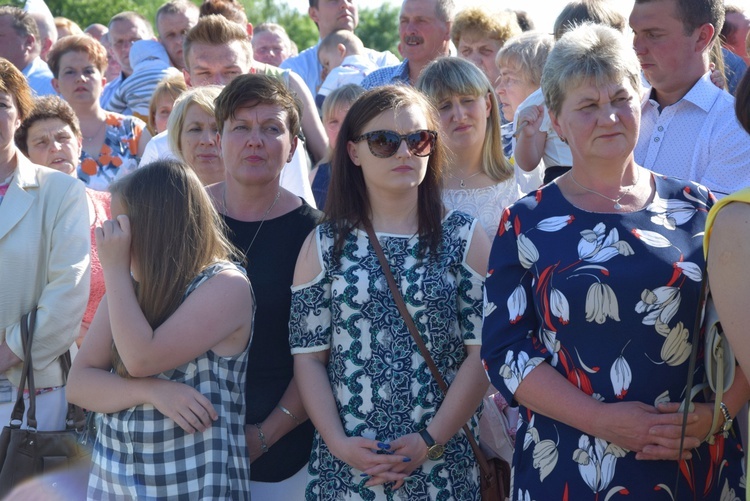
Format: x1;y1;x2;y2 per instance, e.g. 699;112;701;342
242;0;318;54
36;0;399;60
356;4;400;58
45;0;161;29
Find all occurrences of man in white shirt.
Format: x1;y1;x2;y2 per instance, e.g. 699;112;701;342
280;0;398;97
141;15;317;206
630;0;750;197
0;6;55;96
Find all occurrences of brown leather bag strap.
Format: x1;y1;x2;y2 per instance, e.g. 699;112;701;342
363;222;494;477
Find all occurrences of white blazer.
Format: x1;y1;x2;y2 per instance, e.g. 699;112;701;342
0;150;90;388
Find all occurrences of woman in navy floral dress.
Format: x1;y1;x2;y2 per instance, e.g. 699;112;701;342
290;85;491;500
481;25;746;500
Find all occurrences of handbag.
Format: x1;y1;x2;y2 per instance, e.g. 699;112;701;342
0;310;90;496
364;223;510;501
675;256;736;498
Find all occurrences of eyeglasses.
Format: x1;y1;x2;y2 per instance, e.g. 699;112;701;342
353;129;437;158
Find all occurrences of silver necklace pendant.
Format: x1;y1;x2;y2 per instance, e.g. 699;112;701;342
613;202;623;210
460;179;466;188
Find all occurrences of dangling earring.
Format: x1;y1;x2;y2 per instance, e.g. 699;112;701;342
560;136;568;144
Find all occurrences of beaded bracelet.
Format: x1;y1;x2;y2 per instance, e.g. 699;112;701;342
255;423;269;454
278;404;300;425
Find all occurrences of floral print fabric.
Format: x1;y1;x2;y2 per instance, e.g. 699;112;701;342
289;211;484;500
78;112;144;191
481;175;744;500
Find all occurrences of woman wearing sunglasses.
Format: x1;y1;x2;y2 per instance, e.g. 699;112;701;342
290;85;490;499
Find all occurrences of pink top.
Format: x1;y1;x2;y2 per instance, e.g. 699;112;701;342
79;188;111;345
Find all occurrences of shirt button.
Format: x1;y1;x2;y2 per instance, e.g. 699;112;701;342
654;137;660;142
657;126;664;131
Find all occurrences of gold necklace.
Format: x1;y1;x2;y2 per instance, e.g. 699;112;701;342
569;169;640;211
223;186;281;261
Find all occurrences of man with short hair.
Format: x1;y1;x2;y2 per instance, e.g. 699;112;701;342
84;23;108;41
280;0;398;96
722;4;750;66
101;12;155;112
0;5;55;96
361;0;454;88
630;0;750;197
27;10;55;62
156;0;199;71
141;15;322;206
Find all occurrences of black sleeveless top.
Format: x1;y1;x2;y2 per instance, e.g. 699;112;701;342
222;200;321;482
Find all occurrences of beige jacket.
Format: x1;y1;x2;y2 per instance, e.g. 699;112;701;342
0;151;90;388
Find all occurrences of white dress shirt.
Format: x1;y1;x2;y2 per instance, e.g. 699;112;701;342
635;72;750;197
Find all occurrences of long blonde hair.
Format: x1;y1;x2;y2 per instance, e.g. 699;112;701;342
416;57;513;183
108;160;236;376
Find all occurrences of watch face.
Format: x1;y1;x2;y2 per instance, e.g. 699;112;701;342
427;444;445;460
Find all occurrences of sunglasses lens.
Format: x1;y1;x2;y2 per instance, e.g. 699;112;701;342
407;131;433;157
368;131;401;158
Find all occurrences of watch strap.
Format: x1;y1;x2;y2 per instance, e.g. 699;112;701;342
719;401;732;432
419;428;436;448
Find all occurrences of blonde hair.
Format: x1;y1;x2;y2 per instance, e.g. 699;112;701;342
495;32;554;88
451;8;521;47
167;85;223;165
416;57;513;183
108;160;236;377
542;23;642;115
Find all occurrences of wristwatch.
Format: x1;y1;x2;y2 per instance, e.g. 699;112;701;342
418;428;445;460
719;401;733;434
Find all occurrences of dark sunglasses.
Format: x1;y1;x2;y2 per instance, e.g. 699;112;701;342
353;129;437;158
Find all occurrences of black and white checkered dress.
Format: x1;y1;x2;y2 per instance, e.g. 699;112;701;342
88;261;253;500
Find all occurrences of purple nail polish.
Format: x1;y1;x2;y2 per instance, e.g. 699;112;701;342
403;457;411;462
377;442;390;450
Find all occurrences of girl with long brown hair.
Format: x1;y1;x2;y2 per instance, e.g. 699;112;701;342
68;160;254;499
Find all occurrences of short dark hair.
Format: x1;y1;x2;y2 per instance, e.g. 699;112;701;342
16;95;81;155
553;0;626;40
720;4;744;44
214;73;302;139
108;11;154;38
325;85;445;258
156;0;199;28
0;6;39;40
513;10;536;31
735;68;750;133
634;0;724;41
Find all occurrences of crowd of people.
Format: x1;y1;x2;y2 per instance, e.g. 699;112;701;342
2;0;750;499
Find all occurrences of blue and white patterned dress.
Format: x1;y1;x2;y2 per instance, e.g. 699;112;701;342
88;261;253;500
289;211;484;500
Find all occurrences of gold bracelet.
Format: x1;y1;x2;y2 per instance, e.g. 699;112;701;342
277;404;300;425
255;423;269;454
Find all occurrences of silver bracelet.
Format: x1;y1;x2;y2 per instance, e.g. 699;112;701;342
277;404;300;425
255;423;269;454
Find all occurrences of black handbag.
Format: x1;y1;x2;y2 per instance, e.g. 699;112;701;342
0;310;90;496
